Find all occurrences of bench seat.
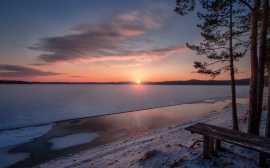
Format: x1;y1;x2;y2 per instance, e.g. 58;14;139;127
185;122;270;166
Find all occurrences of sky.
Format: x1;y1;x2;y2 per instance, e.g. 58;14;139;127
0;0;251;82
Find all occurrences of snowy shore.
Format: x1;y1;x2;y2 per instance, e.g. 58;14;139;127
34;100;267;168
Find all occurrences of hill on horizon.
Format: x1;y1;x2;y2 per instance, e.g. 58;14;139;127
0;78;254;85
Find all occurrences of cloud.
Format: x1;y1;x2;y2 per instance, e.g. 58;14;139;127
69;76;85;77
0;64;63;77
117;10;161;29
30;6;186;66
117;11;138;22
104;63;142;68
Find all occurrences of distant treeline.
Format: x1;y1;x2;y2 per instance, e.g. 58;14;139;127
143;78;250;85
0;80;30;84
3;78;269;85
29;78;251;85
31;81;135;85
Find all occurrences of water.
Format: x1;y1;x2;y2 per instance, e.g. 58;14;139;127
0;84;249;131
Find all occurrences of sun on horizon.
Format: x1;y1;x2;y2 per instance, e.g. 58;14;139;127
136;80;140;84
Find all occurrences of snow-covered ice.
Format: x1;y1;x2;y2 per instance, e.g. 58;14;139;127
0;85;249;130
0;85;249;153
0;124;52;148
48;133;100;150
0;146;29;168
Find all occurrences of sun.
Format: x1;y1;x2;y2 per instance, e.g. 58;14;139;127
136;80;140;84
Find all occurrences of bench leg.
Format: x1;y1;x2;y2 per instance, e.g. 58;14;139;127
258;152;267;167
215;139;221;150
209;138;214;155
203;136;209;159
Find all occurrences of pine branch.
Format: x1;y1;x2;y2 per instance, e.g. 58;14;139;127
237;0;253;11
237;33;251;37
233;37;250;43
208;47;230;50
205;60;229;66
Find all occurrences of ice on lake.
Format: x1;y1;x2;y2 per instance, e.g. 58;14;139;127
0;84;249;131
48;133;100;150
0;85;250;148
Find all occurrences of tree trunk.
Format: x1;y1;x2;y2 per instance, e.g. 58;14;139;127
229;0;239;131
259;72;270;166
257;0;269;137
262;0;270;137
248;0;260;135
266;72;270;137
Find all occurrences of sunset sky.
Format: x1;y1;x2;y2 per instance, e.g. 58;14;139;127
0;0;250;82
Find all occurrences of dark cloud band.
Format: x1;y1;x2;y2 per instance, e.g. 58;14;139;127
30;9;186;65
0;65;63;77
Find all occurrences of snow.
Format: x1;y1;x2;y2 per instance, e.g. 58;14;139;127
35;96;267;168
48;133;100;150
0;125;52;167
0;124;52;148
0;146;29;168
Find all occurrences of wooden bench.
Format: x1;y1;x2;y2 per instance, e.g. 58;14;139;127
185;122;270;166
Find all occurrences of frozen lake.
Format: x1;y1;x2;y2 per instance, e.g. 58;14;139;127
0;84;249;131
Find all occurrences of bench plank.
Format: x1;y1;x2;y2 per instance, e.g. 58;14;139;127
187;123;270;144
185;123;270;155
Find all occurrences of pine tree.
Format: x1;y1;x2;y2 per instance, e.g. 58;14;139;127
175;0;268;135
185;0;249;130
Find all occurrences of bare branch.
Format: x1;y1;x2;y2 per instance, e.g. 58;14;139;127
205;60;229;66
188;140;203;151
233;37;249;43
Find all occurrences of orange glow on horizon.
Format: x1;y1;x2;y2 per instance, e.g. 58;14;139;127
136;80;140;84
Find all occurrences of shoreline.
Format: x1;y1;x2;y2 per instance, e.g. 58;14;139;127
34;100;267;168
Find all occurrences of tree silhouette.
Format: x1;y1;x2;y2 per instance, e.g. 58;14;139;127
184;0;249;130
175;0;269;135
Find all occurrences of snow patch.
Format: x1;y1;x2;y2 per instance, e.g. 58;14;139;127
0;124;52;148
48;133;100;150
0;146;29;168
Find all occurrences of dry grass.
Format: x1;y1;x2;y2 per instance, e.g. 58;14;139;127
137;150;162;162
166;144;172;148
239;109;249;123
